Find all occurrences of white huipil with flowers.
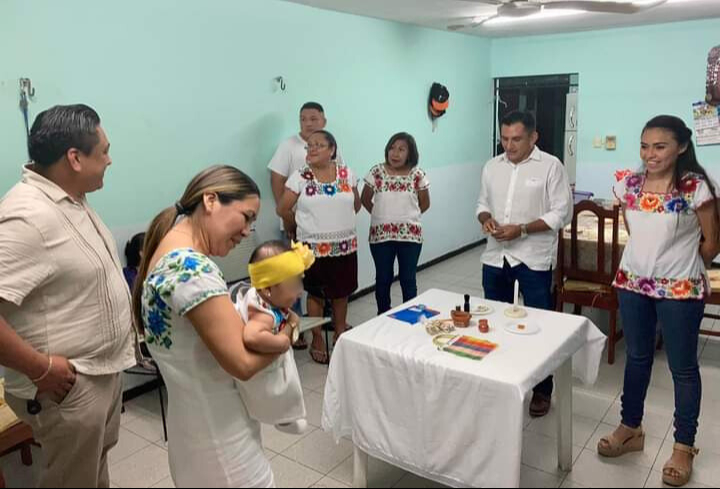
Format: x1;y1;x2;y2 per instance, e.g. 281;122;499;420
286;164;358;258
364;164;430;244
612;172;716;300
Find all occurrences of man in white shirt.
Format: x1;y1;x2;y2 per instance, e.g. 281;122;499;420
476;111;573;418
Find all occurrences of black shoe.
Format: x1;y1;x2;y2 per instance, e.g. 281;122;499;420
530;393;552;418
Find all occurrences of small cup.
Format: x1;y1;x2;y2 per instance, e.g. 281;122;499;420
478;319;490;334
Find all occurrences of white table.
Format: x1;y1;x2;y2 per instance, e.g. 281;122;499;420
322;289;606;488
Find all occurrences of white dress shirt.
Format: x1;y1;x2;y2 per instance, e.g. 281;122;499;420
476;147;573;271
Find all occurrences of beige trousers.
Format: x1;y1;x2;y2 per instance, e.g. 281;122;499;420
6;373;123;488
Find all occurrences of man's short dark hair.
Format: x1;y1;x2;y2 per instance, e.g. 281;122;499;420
501;111;536;133
300;102;325;114
28;104;101;167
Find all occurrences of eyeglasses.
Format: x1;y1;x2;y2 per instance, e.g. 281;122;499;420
305;144;329;151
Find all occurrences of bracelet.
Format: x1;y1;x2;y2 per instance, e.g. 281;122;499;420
31;356;53;384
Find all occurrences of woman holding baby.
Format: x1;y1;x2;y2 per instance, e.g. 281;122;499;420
132;165;280;488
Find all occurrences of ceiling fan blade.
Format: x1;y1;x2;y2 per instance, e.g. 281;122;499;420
542;0;668;14
497;2;543;17
447;14;500;31
457;0;504;5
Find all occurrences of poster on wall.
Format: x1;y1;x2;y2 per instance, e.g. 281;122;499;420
692;101;720;146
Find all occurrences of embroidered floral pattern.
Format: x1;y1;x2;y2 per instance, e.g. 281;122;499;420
615;169;633;182
368;165;428;194
619;172;705;215
142;249;226;350
300;165;353;198
370;222;423;243
308;237;358;257
613;268;706;300
367;164;428;244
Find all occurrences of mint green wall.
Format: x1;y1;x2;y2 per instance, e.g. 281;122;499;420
3;1;719;256
0;0;493;229
491;19;720;198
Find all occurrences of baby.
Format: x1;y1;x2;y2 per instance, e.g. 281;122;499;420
234;240;314;434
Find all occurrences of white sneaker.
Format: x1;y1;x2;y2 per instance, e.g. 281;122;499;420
275;419;308;435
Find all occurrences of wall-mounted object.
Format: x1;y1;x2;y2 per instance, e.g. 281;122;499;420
706;45;720;106
274;76;286;92
593;137;603;149
19;78;35;147
605;136;617;151
428;82;450;133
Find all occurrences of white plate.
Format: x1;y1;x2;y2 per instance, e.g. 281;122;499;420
504;320;540;336
471;304;494;316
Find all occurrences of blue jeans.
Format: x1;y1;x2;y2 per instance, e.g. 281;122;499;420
370;241;423;314
482;259;555;397
618;290;704;446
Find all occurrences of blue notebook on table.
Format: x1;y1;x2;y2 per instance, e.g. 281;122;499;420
389;304;440;325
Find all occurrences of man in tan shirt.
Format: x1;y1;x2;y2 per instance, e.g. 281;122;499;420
0;104;137;488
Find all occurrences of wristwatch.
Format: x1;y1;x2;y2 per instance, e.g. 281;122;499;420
289;320;300;344
520;224;529;239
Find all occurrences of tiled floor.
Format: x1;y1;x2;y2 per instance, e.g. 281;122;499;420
3;245;720;488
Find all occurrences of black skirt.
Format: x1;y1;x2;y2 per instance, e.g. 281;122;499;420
303;252;358;299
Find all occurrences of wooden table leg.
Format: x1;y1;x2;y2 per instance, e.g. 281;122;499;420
21;443;32;466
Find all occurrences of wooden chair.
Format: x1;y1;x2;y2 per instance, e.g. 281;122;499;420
0;384;35;489
556;201;623;364
701;270;720;337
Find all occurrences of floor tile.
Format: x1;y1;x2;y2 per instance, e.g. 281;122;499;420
110;444;171;488
280;429;354;475
566;449;651;488
328;454;407;488
585;423;664;469
270;455;324;488
519;465;563;488
261;423;316;454
109;427;152;467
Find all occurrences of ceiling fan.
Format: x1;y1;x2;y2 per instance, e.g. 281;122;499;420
448;0;668;30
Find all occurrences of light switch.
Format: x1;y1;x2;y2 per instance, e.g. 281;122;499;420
593;137;603;148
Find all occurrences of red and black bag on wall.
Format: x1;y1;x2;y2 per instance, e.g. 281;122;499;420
428;82;450;119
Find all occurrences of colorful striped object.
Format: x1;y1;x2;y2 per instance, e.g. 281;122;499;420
434;335;498;361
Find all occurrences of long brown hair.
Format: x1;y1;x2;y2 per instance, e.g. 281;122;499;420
643;115;720;232
131;165;260;332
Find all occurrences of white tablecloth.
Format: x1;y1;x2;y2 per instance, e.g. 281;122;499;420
322;289;606;488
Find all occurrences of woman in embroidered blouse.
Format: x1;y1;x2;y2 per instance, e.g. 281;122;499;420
277;130;361;365
361;133;430;314
132;166;283;488
598;116;719;487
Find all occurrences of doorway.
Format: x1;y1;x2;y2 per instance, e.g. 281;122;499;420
493;74;579;185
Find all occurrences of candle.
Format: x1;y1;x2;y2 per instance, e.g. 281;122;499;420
513;280;519;311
